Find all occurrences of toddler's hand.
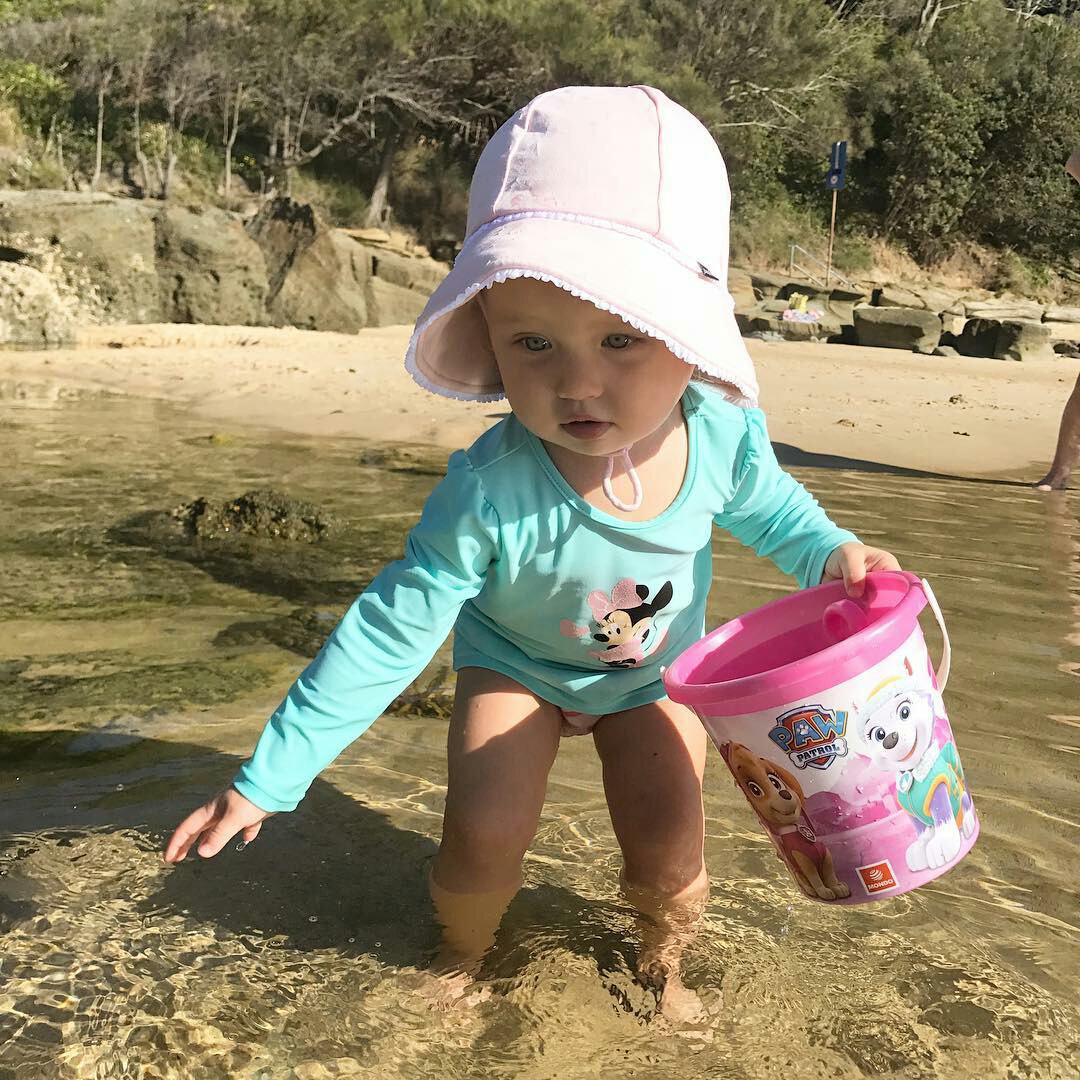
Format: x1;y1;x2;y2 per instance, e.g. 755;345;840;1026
821;542;901;598
163;787;273;864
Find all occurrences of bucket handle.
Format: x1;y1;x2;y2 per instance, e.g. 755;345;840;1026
918;577;951;692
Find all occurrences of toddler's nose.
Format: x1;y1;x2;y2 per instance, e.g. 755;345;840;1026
555;356;603;400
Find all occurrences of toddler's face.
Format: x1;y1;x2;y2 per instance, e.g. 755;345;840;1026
479;278;692;457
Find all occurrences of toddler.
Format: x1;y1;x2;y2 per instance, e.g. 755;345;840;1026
165;85;900;1018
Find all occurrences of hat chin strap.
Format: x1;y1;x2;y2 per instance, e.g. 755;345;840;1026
602;447;643;512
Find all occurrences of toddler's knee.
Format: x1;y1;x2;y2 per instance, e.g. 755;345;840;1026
621;839;704;898
440;813;535;876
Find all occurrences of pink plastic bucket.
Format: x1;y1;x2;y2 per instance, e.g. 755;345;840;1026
663;572;977;904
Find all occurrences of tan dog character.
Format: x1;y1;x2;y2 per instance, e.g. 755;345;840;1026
723;742;851;901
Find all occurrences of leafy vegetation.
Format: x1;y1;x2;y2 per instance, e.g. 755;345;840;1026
1;0;1077;272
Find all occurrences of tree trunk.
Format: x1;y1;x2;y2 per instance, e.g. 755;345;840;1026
133;98;152;198
916;0;943;46
222;81;242;200
364;120;411;229
91;83;105;191
162;150;177;199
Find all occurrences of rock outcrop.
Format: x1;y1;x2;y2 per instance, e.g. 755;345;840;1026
0;261;75;346
0;189;446;341
953;317;1055;361
853;305;942;352
156;204;268;325
0;190;161;324
246;198;368;332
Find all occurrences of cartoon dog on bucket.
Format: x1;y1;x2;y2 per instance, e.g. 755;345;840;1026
855;662;976;873
722;742;850;901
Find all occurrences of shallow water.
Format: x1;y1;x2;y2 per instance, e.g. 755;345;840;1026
1;378;1078;1079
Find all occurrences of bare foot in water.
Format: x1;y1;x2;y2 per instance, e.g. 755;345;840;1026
655;972;710;1025
405;957;491;1011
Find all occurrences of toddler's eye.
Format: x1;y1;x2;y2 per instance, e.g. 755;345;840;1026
518;335;550;352
604;333;634;349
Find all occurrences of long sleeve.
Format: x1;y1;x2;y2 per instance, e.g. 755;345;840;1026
714;408;858;589
233;450;500;812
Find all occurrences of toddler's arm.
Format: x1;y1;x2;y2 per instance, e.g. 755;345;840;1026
714;409;866;589
164;451;499;860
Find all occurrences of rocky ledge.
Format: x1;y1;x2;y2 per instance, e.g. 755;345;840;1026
0;190;445;346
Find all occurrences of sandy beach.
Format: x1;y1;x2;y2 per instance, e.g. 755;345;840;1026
3;322;1078;483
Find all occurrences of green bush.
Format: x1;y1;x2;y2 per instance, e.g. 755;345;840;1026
291;171;371;228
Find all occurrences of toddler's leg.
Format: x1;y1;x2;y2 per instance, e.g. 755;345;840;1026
593;698;710;1021
429;666;562;979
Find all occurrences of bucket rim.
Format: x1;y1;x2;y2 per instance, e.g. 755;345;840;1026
664;570;928;714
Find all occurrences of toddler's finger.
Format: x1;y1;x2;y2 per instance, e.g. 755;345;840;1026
197;819;240;859
241;821;263;844
843;556;866;598
164;803;217;863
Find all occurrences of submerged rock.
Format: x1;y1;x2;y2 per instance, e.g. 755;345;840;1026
173;489;332;542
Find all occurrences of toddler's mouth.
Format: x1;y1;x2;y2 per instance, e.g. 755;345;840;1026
561;419;612;440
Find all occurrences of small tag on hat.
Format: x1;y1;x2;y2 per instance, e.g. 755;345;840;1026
697;261;719;281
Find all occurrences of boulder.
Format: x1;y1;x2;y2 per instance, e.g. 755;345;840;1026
0;189;161;322
155;204;268;325
873;283;968;315
964;299;1045;321
995;320;1054;362
0;260;75;346
953;318;1001;358
364;276;429;327
940;312;967;337
853;305;941;351
366;245;447;295
1054;341;1080;358
246;198;369;333
1044;306;1080;323
873;284;926;309
1043;321;1080;341
740;304;842;342
955;317;1055;361
748;270;791;300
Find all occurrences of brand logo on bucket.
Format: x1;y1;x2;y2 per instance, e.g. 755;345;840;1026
856;859;898;894
768;705;849;770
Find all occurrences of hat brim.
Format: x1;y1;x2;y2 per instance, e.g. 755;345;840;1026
405;216;758;407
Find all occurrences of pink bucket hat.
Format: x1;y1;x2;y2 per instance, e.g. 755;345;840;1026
404;84;758;408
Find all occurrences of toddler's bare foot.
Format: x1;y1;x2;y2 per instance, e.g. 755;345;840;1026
637;955;713;1030
656;972;710;1025
404;943;491;1011
406;964;491;1010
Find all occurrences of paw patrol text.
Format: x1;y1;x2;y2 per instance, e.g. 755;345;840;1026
769;705;849;770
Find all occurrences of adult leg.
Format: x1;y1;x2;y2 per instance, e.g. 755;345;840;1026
1035;373;1080;491
592;697;710;1021
429;666;563;977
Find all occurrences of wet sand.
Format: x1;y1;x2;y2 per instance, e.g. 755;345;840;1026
3;322;1078;483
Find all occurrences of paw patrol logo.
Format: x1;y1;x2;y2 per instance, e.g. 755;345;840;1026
768;705;849;770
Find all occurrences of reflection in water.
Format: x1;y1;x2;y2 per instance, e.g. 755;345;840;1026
2;379;1079;1078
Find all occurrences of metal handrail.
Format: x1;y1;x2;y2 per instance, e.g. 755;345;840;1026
788;244;856;291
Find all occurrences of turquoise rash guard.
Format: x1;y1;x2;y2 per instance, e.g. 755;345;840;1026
233;384;858;812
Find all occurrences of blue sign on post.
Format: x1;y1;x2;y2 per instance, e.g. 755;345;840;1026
826;140;847;191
